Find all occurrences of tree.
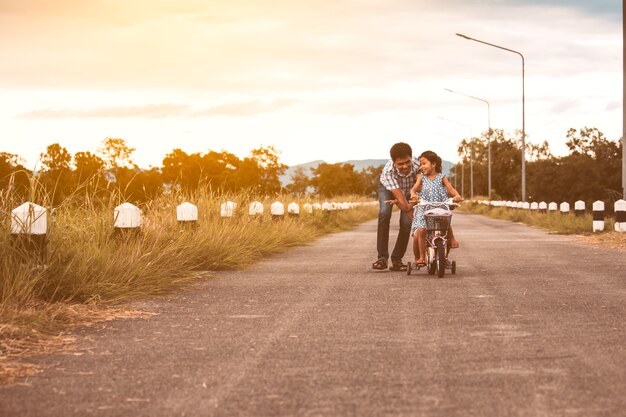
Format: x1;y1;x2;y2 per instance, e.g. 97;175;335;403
285;167;310;196
309;163;363;197
99;137;136;169
74;151;105;184
162;149;204;190
249;146;287;195
0;152;30;197
39;143;73;202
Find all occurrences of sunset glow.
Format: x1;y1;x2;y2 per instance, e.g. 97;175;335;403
0;0;621;168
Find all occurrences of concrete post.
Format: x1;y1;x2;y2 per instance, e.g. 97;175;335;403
615;199;626;232
592;201;605;232
574;200;585;217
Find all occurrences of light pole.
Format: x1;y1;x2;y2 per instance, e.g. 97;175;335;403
445;88;492;199
438;116;474;200
623;0;626;199
456;32;526;201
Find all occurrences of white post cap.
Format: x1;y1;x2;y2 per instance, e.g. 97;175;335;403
592;201;605;211
220;201;237;217
11;202;47;235
288;202;300;214
271;201;285;216
177;202;198;222
560;202;570;212
249;201;264;216
114;202;142;228
548;202;558;211
574;200;585;211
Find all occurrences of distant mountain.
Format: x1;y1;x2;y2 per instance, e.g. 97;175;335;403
280;158;454;186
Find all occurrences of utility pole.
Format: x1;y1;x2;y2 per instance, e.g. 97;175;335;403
623;0;626;199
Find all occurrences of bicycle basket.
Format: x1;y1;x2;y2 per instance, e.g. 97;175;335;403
424;208;451;231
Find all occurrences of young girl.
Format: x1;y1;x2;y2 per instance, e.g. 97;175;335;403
410;150;462;266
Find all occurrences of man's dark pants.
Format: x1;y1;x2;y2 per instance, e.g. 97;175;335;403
376;182;412;264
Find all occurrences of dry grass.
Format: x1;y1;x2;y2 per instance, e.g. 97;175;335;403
0;302;155;383
461;202;626;250
579;232;626;250
461;202;616;235
1;184;377;383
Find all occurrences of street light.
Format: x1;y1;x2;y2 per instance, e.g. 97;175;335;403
444;88;492;199
438;116;474;200
456;32;526;201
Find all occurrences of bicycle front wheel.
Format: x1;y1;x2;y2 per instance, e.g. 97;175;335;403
436;239;446;278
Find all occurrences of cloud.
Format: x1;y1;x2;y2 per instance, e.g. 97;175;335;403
18;104;191;119
0;0;619;94
506;0;621;19
550;100;579;113
605;101;621;112
306;97;430;116
16;100;297;119
193;99;297;117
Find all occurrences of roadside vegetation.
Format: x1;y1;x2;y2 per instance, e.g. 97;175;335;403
460;201;625;249
450;127;622;204
0;183;377;383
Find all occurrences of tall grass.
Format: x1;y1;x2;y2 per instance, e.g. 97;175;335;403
461;202;615;234
1;187;376;311
1;181;378;381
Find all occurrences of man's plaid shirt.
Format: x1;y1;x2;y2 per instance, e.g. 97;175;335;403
380;157;420;193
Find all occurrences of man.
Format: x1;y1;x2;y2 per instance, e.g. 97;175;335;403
372;142;419;271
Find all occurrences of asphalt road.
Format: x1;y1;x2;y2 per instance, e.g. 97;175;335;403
1;211;625;417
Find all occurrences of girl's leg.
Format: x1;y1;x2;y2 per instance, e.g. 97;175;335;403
418;228;427;263
448;226;460;249
412;229;421;263
414;228;426;265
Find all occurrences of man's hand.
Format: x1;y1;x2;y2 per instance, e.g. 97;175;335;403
453;195;463;203
385;199;399;205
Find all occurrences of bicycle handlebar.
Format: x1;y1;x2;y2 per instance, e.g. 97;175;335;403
417;198;460;208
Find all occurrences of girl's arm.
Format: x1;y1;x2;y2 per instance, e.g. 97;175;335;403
409;175;422;203
442;176;463;202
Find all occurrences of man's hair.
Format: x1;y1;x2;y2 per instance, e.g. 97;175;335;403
390;142;412;161
419;150;443;173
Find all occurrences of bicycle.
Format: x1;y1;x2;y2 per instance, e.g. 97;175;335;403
407;199;459;278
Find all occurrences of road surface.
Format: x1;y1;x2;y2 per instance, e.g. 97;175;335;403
1;211;625;416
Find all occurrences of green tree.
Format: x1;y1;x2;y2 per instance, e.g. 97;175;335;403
74;151;105;184
249;146;287;195
0;152;30;197
360;165;384;197
309;163;363;197
162;149;204;190
285;167;310;196
39;143;73;203
99;137;136;169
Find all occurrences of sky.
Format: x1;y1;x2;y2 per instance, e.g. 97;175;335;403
0;0;622;169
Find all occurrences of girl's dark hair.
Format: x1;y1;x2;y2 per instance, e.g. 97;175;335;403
419;150;442;173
